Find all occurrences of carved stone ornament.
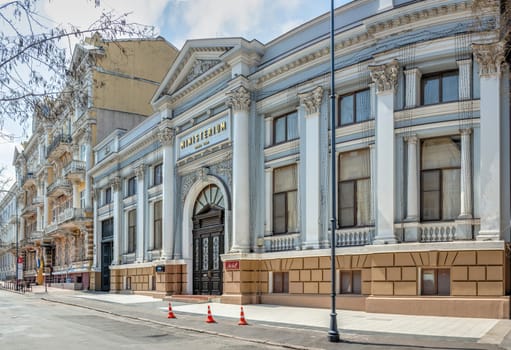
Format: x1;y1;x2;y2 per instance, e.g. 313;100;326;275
299;86;324;115
472;42;507;78
198;167;210;182
110;176;121;192
227;86;251;111
369;59;399;93
181;59;221;88
134;165;145;179
405;134;418;144
158;126;175;146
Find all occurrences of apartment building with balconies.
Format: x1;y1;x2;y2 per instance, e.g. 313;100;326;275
11;34;178;289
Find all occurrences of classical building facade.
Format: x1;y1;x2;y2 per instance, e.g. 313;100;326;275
0;185;18;281
89;0;511;318
9;35;178;289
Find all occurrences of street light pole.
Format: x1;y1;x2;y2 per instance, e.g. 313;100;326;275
328;0;340;343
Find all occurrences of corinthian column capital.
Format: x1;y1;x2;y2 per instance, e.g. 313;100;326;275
472;41;507;78
158;126;175;146
299;86;324;115
369;59;399;93
227;86;251;111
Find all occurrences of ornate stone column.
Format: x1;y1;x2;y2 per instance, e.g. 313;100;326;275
159;124;175;260
369;143;376;225
264;168;273;237
472;42;507;240
299;86;323;249
404;69;421;108
135;165;146;262
227;86;251;252
111;177;121;265
84;130;92;210
405;135;418;221
369;59;399;244
404;135;419;242
457;59;472;100
456;128;473;240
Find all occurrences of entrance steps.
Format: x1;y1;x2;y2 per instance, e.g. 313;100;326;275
133;290;168;299
165;295;220;304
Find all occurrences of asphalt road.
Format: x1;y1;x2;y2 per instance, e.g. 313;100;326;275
0;289;505;350
0;290;284;350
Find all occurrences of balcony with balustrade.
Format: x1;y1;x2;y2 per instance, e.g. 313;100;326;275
261;220;479;253
46;134;72;160
47;178;72;197
64;160;86;181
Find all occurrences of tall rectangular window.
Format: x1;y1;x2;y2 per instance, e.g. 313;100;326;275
128;209;136;253
104;187;112;205
273;165;298;234
153;164;163;186
273;111;298;144
153;201;162;250
421;71;459;105
421;137;460;221
338;89;370;126
338;149;370;227
127;176;136;197
101;218;113;240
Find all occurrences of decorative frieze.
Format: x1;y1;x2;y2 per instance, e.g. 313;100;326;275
299;86;324;115
179;59;221;89
472;42;507;78
180;157;233;203
227;86;251;111
369;59;399;93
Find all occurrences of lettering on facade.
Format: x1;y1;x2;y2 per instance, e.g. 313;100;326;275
178;116;229;158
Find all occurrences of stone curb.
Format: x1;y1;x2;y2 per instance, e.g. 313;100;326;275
41;297;323;350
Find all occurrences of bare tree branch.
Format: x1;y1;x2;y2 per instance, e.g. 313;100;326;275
0;0;156;128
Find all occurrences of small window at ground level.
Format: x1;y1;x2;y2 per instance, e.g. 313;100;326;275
273;272;289;293
421;269;450;296
340;270;361;294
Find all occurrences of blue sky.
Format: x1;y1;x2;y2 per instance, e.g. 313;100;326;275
0;0;350;181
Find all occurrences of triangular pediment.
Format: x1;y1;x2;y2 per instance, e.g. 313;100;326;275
152;39;238;103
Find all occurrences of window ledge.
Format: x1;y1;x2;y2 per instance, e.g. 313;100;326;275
264;139;300;158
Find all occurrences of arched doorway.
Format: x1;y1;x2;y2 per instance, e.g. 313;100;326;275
192;184;225;295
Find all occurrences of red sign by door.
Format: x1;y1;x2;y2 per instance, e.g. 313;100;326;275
224;260;240;270
17;256;23;264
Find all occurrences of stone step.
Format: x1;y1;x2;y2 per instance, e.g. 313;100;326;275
166;294;220;304
133;290;168;299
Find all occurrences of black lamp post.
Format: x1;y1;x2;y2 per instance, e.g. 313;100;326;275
328;0;340;343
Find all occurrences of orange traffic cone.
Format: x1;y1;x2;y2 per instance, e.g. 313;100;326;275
206;304;216;323
238;306;248;326
167;302;176;319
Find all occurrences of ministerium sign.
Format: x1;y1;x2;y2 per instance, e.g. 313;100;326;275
178;115;230;158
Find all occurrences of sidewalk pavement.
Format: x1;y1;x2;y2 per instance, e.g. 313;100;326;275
19;285;511;349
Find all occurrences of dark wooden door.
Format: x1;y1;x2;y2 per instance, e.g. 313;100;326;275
193;207;224;295
101;241;112;291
